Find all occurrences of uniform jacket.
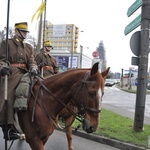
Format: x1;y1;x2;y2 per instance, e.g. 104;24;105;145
0;36;37;125
35;51;59;78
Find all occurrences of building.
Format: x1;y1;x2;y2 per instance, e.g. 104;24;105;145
38;21;79;54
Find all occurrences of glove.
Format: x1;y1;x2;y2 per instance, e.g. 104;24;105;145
39;62;45;68
30;68;37;76
0;66;12;76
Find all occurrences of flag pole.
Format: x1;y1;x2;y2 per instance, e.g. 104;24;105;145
41;0;47;77
4;0;10;149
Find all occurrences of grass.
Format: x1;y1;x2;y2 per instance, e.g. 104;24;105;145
72;108;150;148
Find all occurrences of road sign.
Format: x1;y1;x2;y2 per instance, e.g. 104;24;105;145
124;14;141;35
92;51;99;58
131;56;139;66
130;31;140;56
127;0;142;17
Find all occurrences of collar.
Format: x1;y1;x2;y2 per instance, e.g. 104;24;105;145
13;36;24;47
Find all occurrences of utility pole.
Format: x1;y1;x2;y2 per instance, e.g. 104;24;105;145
134;0;150;131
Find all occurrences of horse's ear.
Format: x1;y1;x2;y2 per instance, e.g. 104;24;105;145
91;62;99;76
101;67;110;79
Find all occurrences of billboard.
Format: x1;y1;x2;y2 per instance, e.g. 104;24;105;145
53;24;66;37
55;56;78;72
52;53;93;72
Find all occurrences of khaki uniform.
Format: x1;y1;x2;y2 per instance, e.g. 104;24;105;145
0;36;37;125
35;51;59;78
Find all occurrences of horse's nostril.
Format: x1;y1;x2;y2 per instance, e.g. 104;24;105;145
86;126;96;133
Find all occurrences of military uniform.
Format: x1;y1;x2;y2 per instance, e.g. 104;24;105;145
35;51;59;77
0;31;37;125
35;41;59;78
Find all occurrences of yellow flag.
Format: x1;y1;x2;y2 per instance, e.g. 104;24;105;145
31;1;46;22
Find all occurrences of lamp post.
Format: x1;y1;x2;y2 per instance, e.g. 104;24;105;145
80;45;83;68
121;69;124;88
70;25;74;69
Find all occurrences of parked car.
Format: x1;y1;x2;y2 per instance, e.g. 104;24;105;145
105;79;115;87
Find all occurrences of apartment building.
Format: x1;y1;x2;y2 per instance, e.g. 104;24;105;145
38;21;79;53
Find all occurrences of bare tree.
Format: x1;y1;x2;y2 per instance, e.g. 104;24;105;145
0;27;14;44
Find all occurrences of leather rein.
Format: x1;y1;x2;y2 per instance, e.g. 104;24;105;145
31;71;101;130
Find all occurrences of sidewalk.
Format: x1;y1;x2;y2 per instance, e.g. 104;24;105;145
119;85;150;94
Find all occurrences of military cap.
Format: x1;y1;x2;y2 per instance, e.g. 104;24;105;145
14;22;29;32
44;40;53;48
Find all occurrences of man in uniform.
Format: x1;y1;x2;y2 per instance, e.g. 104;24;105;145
35;40;59;78
0;22;37;140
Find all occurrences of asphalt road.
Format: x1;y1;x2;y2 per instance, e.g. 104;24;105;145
0;129;120;150
103;85;150;125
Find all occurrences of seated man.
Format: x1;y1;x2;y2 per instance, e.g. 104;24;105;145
35;40;59;78
0;22;37;141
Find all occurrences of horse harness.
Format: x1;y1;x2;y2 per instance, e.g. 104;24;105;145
73;71;101;115
31;71;101;130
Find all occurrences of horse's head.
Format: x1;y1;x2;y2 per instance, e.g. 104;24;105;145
71;62;110;133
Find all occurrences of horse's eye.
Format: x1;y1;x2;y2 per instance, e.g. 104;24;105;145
89;92;96;97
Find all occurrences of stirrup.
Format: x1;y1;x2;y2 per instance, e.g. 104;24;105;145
14;133;26;140
4;128;26;141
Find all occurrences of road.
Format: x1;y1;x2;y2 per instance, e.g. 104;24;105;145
103;85;150;124
0;129;120;150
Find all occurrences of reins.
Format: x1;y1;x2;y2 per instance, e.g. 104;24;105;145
31;75;80;130
31;70;101;130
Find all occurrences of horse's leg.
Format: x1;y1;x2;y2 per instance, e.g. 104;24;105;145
17;112;46;150
65;116;74;150
26;136;45;150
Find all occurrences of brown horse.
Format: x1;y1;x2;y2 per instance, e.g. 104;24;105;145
17;62;109;150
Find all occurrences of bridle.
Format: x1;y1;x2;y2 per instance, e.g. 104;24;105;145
73;71;101;116
32;71;101;129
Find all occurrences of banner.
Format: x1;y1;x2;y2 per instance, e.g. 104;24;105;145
31;1;46;22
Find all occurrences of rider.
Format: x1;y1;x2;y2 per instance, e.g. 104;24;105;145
35;40;59;78
0;22;38;140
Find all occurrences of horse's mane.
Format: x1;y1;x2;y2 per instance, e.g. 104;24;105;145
44;68;91;82
42;67;104;91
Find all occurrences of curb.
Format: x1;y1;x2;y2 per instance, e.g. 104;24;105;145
72;130;146;150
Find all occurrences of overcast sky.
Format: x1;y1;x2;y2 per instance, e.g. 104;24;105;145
0;0;149;73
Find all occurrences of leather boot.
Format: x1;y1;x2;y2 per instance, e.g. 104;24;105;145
2;125;25;141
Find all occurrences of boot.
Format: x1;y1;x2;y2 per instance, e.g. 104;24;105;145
2;125;25;141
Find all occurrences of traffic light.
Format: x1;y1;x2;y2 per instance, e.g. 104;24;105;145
131;73;134;77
